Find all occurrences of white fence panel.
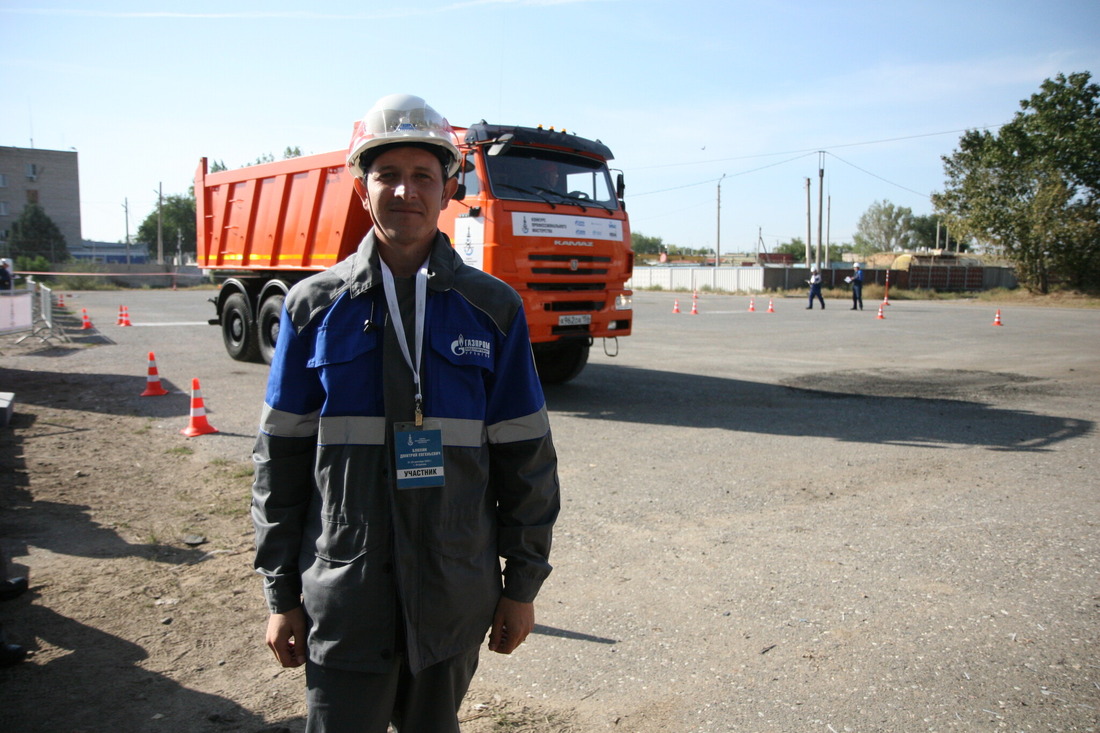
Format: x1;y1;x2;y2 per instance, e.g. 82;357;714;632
628;267;766;293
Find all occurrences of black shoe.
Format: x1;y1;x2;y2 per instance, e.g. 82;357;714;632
0;577;28;602
851;307;856;310
805;306;812;309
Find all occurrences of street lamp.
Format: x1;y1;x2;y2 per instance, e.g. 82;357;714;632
716;173;726;267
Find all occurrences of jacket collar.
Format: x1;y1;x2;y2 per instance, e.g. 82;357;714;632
347;229;457;298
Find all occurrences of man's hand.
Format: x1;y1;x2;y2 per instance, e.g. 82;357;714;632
488;597;534;655
266;607;308;667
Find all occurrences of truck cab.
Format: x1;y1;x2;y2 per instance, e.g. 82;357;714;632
441;123;633;382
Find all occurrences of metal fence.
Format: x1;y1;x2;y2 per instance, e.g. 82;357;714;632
629;265;1017;293
628;267;765;292
1;280;69;345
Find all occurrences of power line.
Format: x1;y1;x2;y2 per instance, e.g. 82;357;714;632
631;151;818;198
630;124;1006;172
824;151;932;199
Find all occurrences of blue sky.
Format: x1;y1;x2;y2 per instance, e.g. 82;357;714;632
2;1;1098;255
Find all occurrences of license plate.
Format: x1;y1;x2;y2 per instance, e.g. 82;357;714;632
558;314;591;326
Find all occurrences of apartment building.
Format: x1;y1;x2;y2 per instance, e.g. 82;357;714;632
0;145;82;260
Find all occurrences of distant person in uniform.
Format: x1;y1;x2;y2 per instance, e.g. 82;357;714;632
850;263;864;310
807;266;825;309
0;259;13;292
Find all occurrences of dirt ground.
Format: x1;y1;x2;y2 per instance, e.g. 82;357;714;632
0;340;561;733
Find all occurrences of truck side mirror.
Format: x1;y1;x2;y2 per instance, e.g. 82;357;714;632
616;172;625;201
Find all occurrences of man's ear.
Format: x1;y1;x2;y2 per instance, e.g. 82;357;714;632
442;177;460;206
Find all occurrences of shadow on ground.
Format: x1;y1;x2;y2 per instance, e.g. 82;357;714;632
545;364;1091;452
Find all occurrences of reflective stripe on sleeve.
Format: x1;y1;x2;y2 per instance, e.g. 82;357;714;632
259;403;320;438
486;407;550;445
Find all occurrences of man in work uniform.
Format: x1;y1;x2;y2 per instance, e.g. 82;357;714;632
252;94;560;732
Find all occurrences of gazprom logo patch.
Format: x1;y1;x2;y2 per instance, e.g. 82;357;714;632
451;334;491;359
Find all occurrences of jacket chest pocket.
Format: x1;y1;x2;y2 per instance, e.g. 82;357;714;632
309;325;381;405
427;328;494;406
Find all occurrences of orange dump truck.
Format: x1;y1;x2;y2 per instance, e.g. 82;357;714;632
195;121;633;383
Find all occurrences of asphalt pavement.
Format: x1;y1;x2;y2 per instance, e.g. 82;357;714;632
5;287;1099;731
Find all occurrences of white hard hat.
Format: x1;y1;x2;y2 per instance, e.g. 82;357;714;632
854;262;861;268
347;94;461;179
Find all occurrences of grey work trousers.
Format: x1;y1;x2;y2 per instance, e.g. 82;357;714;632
304;646;480;733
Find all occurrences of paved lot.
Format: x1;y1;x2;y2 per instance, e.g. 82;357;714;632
3;288;1098;731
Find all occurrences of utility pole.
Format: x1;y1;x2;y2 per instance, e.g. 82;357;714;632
804;178;812;266
123;198;131;266
158;182;166;265
716;174;726;267
826;194;831;268
816;152;825;268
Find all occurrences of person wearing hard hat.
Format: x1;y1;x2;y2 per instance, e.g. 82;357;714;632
251;94;560;732
850;263;864;310
0;259;12;292
806;265;825;309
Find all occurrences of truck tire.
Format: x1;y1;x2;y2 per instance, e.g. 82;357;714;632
534;341;589;384
257;294;285;365
222;292;260;362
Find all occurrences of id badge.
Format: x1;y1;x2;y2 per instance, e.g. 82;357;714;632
394;419;445;489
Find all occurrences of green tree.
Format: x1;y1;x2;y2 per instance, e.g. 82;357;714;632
631;231;666;255
909;214;966;252
933;72;1100;292
9;203;69;262
775;238;807;263
247;146;303;167
854;200;913;253
137;193;197;260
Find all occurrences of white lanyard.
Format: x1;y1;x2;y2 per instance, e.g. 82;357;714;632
380;258;428;426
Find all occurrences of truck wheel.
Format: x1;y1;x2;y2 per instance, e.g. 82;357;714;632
257;294;285;365
222;292;260;362
534;342;589;384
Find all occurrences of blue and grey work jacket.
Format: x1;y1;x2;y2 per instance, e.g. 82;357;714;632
252;231;560;674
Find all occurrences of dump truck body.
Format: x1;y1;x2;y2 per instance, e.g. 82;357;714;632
195;122;632;382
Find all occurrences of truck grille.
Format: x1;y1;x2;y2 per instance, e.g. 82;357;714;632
528;282;605;291
529;253;610;276
544;301;605;312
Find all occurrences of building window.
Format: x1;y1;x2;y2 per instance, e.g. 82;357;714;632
25;163;39;181
0;201;8;216
0;173;7;187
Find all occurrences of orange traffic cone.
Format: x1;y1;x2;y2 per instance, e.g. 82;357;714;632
690;299;699;315
672;299;681;314
57;292;66;308
141;351;170;397
876;304;885;320
993;309;1003;326
181;378;218;436
748;298;756;312
117;305;132;326
767;298;775;313
80;308;94;330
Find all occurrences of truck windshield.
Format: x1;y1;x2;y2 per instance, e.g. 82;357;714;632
485;151;618;210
